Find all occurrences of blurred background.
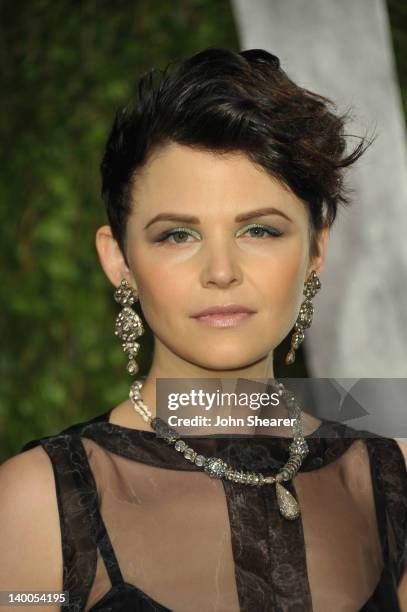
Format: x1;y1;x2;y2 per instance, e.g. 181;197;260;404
1;0;406;461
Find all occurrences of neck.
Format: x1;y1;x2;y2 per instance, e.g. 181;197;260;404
108;340;322;436
133;341;284;436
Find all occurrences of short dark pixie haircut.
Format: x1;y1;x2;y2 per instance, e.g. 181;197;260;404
101;48;373;263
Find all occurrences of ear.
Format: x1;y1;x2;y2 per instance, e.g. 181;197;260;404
95;225;133;289
308;224;329;278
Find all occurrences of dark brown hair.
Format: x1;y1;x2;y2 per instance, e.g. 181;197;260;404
101;48;374;262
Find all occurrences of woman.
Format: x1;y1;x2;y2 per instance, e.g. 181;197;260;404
1;48;406;611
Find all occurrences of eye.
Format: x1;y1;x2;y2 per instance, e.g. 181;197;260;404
154;223;283;245
155;227;199;244
237;223;283;239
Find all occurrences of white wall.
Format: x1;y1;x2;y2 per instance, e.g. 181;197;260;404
232;0;407;377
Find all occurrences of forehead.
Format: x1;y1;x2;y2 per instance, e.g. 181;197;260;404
131;142;306;221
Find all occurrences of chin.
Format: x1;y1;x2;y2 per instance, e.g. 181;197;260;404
181;346;268;371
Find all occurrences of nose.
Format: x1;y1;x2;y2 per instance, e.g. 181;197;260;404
199;238;243;289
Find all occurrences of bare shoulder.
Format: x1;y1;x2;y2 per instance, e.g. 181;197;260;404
392;441;407;610
0;444;57;492
0;445;63;607
395;440;407;470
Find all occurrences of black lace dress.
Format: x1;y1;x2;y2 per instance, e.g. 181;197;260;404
20;405;406;612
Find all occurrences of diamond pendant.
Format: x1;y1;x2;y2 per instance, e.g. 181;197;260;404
275;482;300;520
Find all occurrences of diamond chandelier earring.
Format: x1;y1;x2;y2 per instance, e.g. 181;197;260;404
285;270;321;365
114;278;145;375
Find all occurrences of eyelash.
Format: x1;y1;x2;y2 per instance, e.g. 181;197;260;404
155;223;284;244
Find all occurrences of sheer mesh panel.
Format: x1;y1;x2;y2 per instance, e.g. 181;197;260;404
30;414;406;612
81;437;382;611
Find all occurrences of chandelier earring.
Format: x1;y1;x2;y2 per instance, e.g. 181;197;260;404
285;270;321;365
114;278;145;375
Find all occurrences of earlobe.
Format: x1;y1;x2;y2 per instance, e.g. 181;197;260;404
95;225;130;289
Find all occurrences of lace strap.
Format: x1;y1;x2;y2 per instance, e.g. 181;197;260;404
39;433;125;603
39;434;98;610
67;434;125;587
365;437;407;584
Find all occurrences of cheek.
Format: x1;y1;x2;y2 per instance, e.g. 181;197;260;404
262;239;308;328
131;255;189;327
129;230;309;349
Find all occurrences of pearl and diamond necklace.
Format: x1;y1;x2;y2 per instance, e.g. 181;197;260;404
129;378;309;520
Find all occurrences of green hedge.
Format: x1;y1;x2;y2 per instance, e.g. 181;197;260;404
0;0;239;461
1;1;405;461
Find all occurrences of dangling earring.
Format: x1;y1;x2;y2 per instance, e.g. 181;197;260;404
114;279;145;375
285;270;321;365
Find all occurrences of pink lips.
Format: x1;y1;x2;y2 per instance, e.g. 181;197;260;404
191;304;256;328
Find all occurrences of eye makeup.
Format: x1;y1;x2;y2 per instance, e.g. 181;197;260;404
236;222;284;238
152;222;284;244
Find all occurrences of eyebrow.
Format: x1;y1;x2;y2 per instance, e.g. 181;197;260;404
143;207;292;229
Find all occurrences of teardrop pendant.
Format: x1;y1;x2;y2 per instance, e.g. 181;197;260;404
275;482;300;520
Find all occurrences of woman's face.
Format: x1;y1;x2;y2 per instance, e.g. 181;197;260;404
122;142;325;371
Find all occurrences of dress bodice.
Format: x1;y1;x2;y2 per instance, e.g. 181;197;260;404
20;405;407;611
